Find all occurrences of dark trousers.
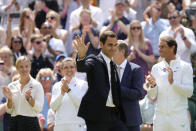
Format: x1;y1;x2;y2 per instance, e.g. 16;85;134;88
86;107;128;131
127;125;140;131
9;115;41;131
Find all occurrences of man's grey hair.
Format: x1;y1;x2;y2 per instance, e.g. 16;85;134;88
117;40;129;58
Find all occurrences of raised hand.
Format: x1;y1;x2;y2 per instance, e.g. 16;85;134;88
109;9;118;23
11;0;17;4
166;67;173;84
25;88;31;100
2;87;12;100
61;78;69;95
73;35;90;59
145;72;156;88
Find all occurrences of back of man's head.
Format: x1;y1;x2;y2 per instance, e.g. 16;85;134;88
117;40;129;58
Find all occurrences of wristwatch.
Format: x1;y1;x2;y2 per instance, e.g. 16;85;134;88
67;88;71;93
151;84;157;88
183;36;187;41
27;95;33;102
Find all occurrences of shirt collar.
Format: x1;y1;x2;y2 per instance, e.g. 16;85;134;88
101;51;112;64
119;59;127;69
19;76;34;89
162;56;180;67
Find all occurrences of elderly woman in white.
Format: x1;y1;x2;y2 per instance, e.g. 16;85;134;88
2;56;44;131
50;57;88;131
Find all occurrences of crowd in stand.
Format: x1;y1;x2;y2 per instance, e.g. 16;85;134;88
0;0;195;131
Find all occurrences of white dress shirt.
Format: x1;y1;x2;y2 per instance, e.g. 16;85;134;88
6;77;44;117
69;5;103;32
117;59;127;81
160;25;196;63
50;77;88;126
100;52;116;107
45;37;66;58
146;57;193;114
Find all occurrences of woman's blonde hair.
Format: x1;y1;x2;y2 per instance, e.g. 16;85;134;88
19;8;34;34
15;55;31;69
79;9;92;23
128;20;147;50
36;68;55;82
46;10;60;28
0;47;14;66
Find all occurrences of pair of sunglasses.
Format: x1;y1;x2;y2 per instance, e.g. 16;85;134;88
46;16;56;20
13;40;22;44
34;41;42;45
168;16;178;20
40;76;51;81
131;26;141;30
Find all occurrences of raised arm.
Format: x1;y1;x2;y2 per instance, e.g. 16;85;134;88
73;35;90;59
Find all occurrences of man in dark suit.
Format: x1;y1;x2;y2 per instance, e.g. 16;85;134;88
113;40;144;131
73;31;128;131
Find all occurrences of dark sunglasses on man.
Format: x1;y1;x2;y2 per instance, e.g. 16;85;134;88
168;16;178;20
35;41;42;45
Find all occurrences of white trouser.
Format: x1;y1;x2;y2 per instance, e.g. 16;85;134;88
153;110;190;131
54;123;86;131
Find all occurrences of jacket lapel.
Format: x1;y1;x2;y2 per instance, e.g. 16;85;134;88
121;62;131;85
97;54;110;84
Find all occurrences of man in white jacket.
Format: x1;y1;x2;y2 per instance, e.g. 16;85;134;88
50;57;88;131
145;36;193;131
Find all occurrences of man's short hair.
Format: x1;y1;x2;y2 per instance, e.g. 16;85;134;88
117;40;129;58
30;33;43;43
100;31;117;45
160;36;178;54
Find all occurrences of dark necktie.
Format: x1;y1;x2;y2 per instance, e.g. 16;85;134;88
110;61;120;107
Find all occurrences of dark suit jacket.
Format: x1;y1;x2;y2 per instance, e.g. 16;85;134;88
121;61;144;126
76;54;124;122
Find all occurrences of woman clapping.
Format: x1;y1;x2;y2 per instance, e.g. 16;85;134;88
2;56;44;131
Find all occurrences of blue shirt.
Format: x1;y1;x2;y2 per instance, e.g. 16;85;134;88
73;27;101;56
103;16;130;40
141;18;169;56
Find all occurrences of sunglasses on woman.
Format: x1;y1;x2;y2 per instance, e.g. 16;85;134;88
13;40;22;44
46;16;56;20
25;15;30;19
40;76;51;81
34;40;43;45
131;26;141;30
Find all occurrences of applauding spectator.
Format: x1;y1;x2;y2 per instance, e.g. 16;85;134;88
2;56;44;131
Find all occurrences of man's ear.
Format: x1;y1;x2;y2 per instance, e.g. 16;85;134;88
121;49;125;56
100;42;103;48
171;45;175;54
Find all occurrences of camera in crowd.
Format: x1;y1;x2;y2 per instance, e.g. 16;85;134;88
186;2;196;21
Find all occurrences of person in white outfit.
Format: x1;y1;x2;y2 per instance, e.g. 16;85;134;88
160;9;196;63
145;36;193;131
50;57;88;131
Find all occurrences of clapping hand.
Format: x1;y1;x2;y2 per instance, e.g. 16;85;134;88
145;72;156;88
109;9;118;23
25;89;31;101
73;35;90;59
166;67;173;84
174;26;184;39
11;0;17;4
2;87;12;100
61;78;69;95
